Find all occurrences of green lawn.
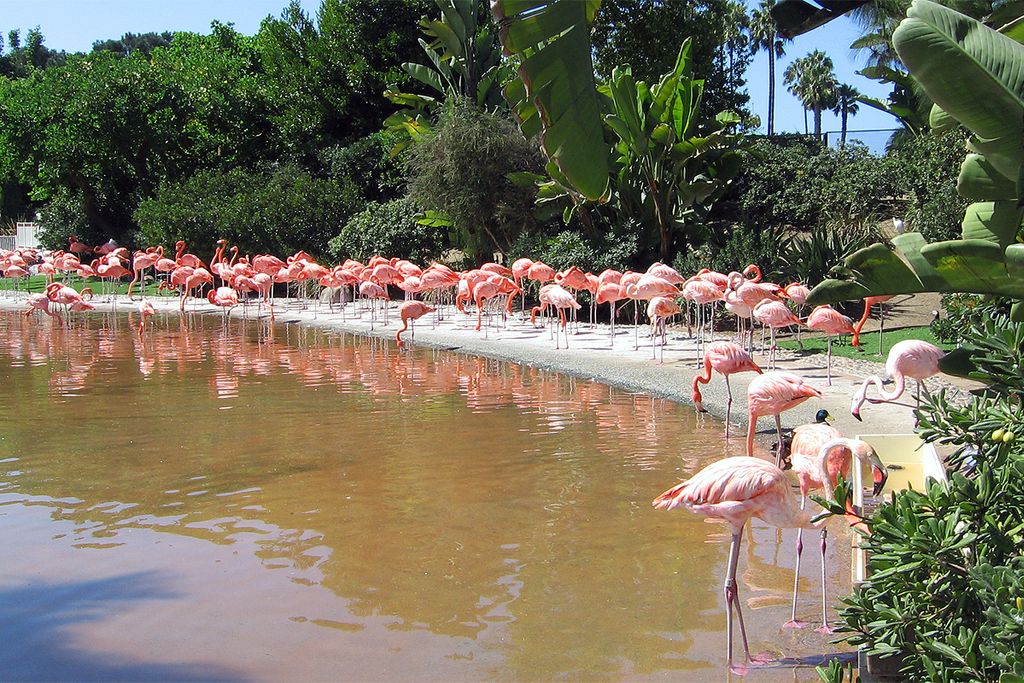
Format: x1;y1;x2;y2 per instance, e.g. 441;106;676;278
778;325;941;361
0;274;176;297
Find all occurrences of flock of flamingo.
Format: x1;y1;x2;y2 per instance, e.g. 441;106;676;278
1;235;949;674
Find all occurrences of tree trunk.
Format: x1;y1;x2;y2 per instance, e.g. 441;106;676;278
841;109;848;146
803;107;808;135
813;106;822;141
767;46;775;135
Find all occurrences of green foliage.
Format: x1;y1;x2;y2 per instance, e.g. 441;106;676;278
0;27;67;77
783;49;838;139
319;132;406;206
727;138;897;230
92;32;173;57
591;0;754;122
509;228;639;275
257;0;431;152
673;223;787;282
405;100;543;259
780;222;879;287
930;293;1010;344
889;130;971;242
135;165;356;258
327;197;448;264
840;316;1024;680
36;188;96;251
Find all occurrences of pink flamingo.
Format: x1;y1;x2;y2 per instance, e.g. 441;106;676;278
396;301;435;348
852;294;894;352
127;248;161;299
851;339;945;421
137;299;156;337
652;454;833;675
646;295;681;362
358;280;389;330
530;283;580;349
746;371;823;462
472;278;500;335
752;299;801;370
595;282;627;348
805;305;854;385
781;282;811;348
692;341;762;437
24;293;63;325
682;276;724;364
784;431;887;633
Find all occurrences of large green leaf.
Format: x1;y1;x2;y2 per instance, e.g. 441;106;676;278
893;0;1024;144
958;155;1017;200
492;0;609;200
960;200;1021;246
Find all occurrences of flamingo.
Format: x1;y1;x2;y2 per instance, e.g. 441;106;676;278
692;341;762;437
851;340;945;421
24;293;63;325
781;282;811;348
595;282;627;348
138;299;156;337
746;371;823;462
752;299;802;370
652;454;835;675
805;305;854;385
785;435;887;633
127;249;161;300
530;283;580;349
396;301;435;348
646;295;681;362
851;294;894;352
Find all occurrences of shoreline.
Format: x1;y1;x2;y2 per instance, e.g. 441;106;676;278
3;292;978;452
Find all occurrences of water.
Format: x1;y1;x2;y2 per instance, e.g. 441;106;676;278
0;310;847;680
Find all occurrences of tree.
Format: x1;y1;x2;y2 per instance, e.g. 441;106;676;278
405;100;544;259
784;50;838;141
92;32;173;56
831;84;860;145
591;0;753;122
749;0;789;135
256;0;431;155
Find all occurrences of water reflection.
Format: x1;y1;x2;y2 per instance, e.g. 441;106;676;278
0;310;840;680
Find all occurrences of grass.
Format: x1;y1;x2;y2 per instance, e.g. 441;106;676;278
0;274;176;297
777;325;940;361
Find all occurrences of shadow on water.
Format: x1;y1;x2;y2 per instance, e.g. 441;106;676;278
0;572;245;682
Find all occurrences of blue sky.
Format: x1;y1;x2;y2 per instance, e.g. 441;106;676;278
5;1;898;150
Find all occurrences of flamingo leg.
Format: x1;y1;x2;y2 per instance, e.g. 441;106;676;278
786;495;808;629
815;529;834;634
826;336;833;385
724;528;753;675
774;414;783;468
609;302;615;349
724;374;732;439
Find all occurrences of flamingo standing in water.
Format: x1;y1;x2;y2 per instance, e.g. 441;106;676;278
137;299;156;337
746;371;823;463
24;293;63;325
395;301;435;349
652;454;833;675
783;433;887;633
851;339;945;421
805;305;854;385
692;341;762;438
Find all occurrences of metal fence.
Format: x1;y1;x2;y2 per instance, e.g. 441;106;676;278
0;235;14;252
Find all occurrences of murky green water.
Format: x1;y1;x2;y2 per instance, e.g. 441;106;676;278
0;309;846;681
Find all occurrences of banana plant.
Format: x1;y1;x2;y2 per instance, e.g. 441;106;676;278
603;40;743;261
807;0;1024;326
490;0;610;201
384;0;509;154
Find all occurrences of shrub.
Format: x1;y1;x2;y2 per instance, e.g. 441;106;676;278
508;227;639;274
673;223;788;281
838;316;1024;681
37;188;100;251
135;164;357;258
779;221;878;286
405;99;544;259
888;130;970;243
930;294;1011;344
327;197;448;264
319;131;405;206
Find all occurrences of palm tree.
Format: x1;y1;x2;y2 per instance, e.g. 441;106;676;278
831;84;860;146
783;50;838;142
721;0;750;95
750;0;790;135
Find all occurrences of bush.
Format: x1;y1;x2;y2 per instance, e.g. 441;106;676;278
37;188;99;251
135;164;357;258
888;130;970;243
508;227;639;274
327;197;448;265
672;223;788;281
839;316;1024;681
779;221;878;286
930;294;1011;344
319;131;405;206
405;99;544;259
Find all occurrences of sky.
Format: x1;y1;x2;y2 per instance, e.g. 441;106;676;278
4;0;897;150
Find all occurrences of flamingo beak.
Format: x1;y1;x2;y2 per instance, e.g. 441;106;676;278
872;465;888;497
852;410;862;422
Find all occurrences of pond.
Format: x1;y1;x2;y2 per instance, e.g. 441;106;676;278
0;309;845;681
